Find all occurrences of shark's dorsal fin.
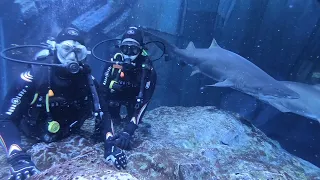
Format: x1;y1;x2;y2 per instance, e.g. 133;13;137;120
186;41;195;50
209;39;220;48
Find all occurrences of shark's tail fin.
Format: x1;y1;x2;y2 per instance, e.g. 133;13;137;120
141;27;180;58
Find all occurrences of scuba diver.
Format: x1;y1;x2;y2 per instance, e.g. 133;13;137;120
99;26;157;169
0;27;117;180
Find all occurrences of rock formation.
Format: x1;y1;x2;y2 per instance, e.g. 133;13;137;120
0;106;319;179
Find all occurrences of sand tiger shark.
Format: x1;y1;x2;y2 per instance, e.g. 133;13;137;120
143;29;320;123
143;30;300;100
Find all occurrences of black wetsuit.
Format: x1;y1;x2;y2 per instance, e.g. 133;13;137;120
0;66;101;156
99;52;157;137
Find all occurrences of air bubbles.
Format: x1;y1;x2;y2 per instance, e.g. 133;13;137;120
200;87;205;93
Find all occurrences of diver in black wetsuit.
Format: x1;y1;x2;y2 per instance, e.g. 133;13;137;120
99;26;157;169
0;27;114;180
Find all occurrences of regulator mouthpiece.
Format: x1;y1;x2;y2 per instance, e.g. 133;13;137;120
60;62;81;74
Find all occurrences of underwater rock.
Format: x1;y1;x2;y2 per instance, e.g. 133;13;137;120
0;106;319;179
14;0;38;19
13;0;58;19
31;149;138;180
220;128;241;146
72;0;138;33
178;163;211;180
0;149;10;179
129;106;320;179
27;136;94;170
71;2;119;32
102;8;132;35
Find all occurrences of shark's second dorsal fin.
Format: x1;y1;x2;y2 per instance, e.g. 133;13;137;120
186;41;195;50
209;39;220;48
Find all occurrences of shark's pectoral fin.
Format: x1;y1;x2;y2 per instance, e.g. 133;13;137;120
190;67;201;76
206;79;234;87
270;103;291;113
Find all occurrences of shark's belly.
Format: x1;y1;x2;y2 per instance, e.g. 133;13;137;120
198;63;226;81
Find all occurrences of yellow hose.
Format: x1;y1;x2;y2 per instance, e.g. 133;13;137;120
30;93;38;105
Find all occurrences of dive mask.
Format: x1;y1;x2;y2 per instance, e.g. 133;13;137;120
119;41;141;56
56;40;89;64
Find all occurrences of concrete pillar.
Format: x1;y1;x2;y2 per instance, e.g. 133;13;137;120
128;0;185;108
0;18;7;100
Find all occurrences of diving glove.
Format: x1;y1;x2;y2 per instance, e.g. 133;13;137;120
7;151;39;180
104;138;127;170
109;131;132;150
